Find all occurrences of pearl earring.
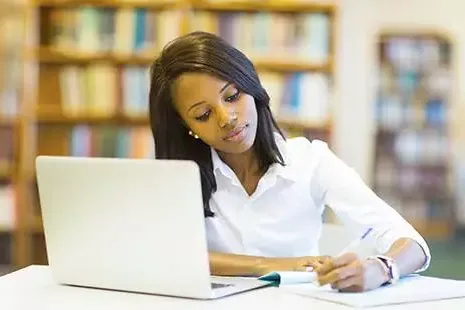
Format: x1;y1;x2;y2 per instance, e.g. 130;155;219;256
189;130;199;139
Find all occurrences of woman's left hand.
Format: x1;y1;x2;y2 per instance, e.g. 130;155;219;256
314;253;390;292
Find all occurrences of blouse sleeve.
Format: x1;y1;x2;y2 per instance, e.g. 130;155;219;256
309;139;431;273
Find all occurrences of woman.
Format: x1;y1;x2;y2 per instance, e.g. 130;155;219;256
149;31;430;292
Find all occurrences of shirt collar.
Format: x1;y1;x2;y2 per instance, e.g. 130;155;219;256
210;132;298;182
210;146;234;179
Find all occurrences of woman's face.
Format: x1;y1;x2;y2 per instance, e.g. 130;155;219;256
172;72;258;154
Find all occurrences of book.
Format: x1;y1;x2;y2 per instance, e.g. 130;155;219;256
259;271;317;285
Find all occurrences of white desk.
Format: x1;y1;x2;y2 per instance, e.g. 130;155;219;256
1;265;465;310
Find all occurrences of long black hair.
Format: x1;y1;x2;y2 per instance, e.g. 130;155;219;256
149;31;285;217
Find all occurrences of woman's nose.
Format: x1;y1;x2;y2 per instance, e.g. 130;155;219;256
217;106;237;129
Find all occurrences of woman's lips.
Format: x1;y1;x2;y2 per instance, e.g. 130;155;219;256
223;124;248;142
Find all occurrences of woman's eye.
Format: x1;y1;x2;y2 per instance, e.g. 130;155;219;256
225;90;240;103
195;110;211;122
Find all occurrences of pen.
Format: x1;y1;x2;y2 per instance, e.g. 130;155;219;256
337;227;373;256
310;228;374;287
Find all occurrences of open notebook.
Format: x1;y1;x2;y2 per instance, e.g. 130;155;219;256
279;274;465;307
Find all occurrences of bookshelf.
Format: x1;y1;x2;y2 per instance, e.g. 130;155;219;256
12;0;338;268
0;0;27;272
372;32;456;239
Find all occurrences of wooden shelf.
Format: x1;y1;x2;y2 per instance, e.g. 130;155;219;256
34;48;159;65
34;0;336;12
192;0;336;13
254;58;332;72
378;30;453;42
34;0;186;9
36;113;330;131
37;113;149;125
35;48;332;72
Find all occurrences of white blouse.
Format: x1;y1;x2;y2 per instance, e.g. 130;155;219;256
205;133;431;272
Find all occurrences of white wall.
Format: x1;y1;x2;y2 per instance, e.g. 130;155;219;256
334;0;465;184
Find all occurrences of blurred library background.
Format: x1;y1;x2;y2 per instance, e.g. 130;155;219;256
0;0;464;278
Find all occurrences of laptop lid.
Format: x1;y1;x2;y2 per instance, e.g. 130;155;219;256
36;156;213;298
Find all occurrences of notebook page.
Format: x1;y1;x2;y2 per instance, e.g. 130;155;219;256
281;275;465;307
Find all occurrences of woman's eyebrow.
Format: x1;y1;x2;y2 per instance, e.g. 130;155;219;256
187;101;205;113
219;82;231;93
187;82;232;112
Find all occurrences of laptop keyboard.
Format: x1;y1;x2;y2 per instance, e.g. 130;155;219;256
211;282;233;289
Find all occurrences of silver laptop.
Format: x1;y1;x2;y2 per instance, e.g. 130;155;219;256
35;155;271;299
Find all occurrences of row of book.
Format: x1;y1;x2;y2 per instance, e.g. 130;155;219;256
0;127;14;178
45;7;330;63
375;97;448;130
69;126;154;158
376;193;453;223
59;65;150;117
378;67;451;99
58;65;331;124
0;1;23;118
0;89;20;118
392;129;449;165
0;53;21;117
375;167;454;222
191;11;330;62
47;8;182;54
0;185;14;231
50;123;330;161
381;37;451;71
260;71;331;123
375;158;449;194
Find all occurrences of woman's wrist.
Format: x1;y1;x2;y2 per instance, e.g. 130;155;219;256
365;257;391;287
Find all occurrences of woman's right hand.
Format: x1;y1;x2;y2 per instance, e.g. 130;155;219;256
260;256;331;274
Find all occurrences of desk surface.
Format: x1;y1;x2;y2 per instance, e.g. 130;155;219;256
1;265;465;310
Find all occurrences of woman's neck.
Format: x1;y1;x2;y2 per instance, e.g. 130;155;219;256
217;148;263;195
